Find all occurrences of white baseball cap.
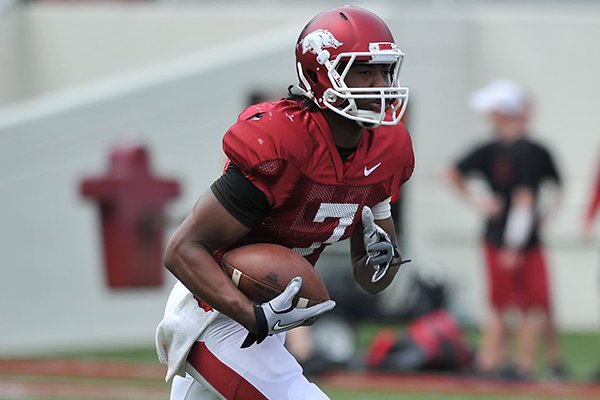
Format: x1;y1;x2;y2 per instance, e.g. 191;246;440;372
469;80;528;115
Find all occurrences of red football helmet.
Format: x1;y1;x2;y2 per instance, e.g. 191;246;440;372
295;6;409;127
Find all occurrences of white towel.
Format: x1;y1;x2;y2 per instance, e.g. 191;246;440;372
155;281;219;382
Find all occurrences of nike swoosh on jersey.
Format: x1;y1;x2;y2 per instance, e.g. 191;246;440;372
364;162;382;176
272;319;305;332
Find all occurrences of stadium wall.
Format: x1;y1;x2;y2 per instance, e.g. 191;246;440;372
0;1;599;355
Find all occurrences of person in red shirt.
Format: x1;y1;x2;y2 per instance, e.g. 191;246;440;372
445;80;566;381
155;6;415;399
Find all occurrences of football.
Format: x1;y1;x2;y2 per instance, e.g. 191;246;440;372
221;243;330;308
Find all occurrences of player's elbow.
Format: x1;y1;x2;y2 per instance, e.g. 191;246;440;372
352;269;387;295
163;233;188;275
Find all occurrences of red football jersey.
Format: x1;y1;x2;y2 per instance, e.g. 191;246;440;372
219;99;414;265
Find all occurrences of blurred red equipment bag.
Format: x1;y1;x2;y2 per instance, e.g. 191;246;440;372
367;310;473;371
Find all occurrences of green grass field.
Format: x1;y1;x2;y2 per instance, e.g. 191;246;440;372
51;327;599;381
1;328;599;400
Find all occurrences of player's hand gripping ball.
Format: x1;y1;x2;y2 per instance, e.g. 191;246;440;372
221;243;335;347
221;243;330;307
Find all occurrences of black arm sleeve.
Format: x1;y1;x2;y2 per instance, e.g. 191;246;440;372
210;164;269;228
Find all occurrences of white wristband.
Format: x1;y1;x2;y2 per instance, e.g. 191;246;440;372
504;205;534;249
371;197;392;220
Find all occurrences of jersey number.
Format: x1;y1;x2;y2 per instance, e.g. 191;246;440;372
293;203;359;256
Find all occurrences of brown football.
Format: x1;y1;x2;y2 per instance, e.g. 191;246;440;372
221;243;330;308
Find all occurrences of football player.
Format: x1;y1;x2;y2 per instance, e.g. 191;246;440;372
156;6;415;399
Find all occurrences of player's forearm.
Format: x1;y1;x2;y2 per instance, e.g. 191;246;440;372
164;237;257;333
165;190;259;332
351;253;400;294
350;228;400;294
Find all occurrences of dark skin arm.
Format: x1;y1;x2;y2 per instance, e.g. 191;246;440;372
349;214;403;294
164;190;257;334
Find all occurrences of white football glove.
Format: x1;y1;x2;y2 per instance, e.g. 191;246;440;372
362;206;401;283
241;277;336;348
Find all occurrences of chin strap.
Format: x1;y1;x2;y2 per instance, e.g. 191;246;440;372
350;109;384;128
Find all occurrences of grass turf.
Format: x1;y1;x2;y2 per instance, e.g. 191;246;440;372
6;327;598;400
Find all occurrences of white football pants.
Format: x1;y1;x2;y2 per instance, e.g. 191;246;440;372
170;313;330;400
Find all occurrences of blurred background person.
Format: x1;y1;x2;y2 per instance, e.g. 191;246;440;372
582;147;600;382
582;147;600;241
444;80;567;381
